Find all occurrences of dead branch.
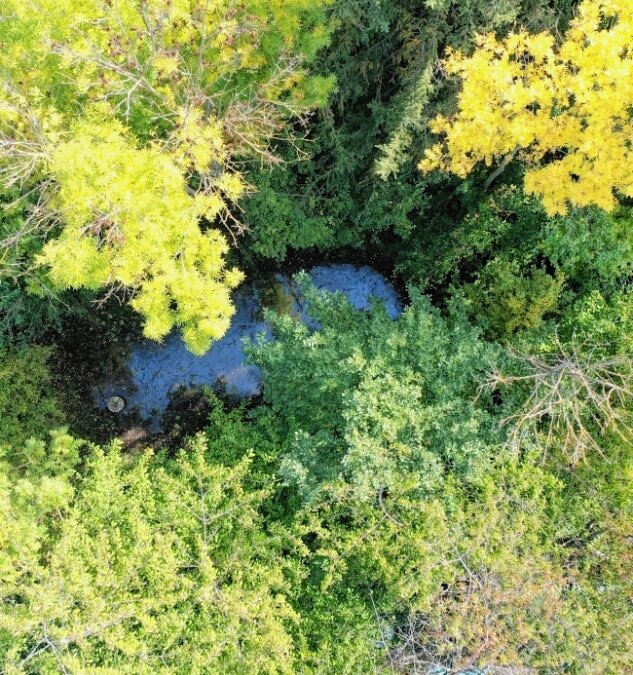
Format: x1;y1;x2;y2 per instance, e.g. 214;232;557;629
482;336;633;464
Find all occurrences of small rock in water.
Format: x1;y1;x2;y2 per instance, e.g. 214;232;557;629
107;395;126;413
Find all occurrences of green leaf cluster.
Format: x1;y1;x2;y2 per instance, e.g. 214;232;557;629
249;284;502;501
0;346;64;452
0;435;297;674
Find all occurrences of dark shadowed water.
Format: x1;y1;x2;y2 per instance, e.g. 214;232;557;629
92;264;402;426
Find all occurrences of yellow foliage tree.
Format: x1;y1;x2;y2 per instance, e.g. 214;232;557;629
0;0;333;352
420;0;633;216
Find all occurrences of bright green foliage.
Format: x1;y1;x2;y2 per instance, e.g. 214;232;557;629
543;206;633;295
560;289;633;353
288;450;633;673
249;282;502;501
289;590;383;674
0;434;297;673
461;259;565;339
0;0;334;352
242;275;633;671
397;185;633;337
491;289;633;464
2;419;630;674
0;346;64;452
0;294;630;675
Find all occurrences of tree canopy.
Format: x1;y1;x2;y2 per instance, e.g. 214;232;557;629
1;0;632;672
0;434;298;673
0;0;334;352
420;0;633;215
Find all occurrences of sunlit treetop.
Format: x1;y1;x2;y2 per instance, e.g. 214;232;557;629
0;0;334;352
420;0;633;216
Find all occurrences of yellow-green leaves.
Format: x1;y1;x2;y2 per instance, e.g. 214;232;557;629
0;0;333;352
421;0;633;215
38;119;242;353
0;435;297;673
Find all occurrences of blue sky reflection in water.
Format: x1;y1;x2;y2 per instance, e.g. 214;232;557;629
98;265;402;423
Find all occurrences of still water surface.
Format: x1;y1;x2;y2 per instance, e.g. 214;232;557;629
93;264;402;425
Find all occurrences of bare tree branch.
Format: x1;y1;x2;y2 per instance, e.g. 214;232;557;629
482;336;633;463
